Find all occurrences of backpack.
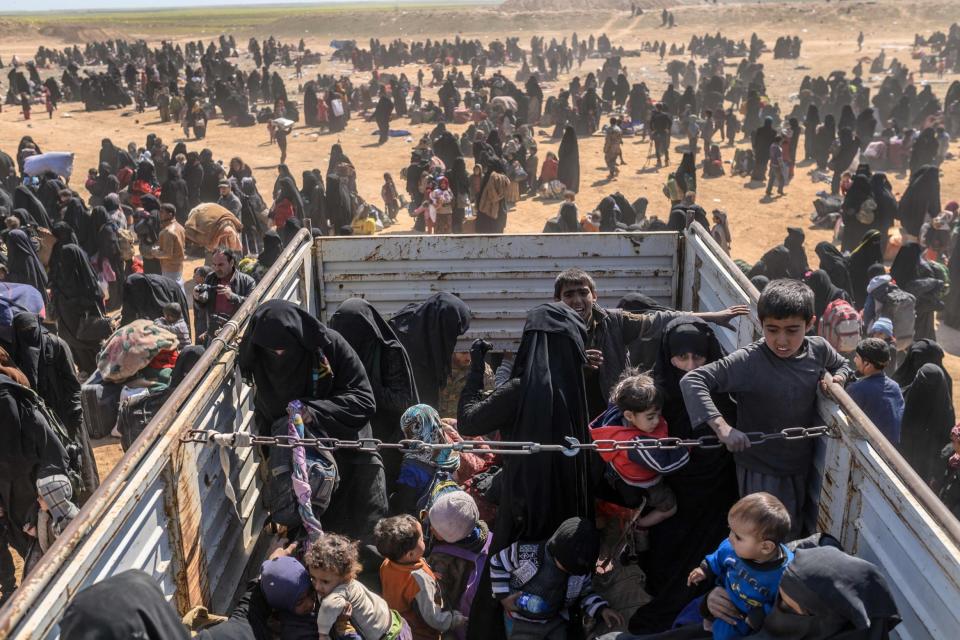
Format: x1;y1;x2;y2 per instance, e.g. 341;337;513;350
818;298;861;353
117;227;136;261
2;377;85;499
874;285;916;351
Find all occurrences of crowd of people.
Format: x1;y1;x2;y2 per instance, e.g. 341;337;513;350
3;13;960;640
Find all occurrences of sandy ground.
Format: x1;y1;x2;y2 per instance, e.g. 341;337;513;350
2;0;960;484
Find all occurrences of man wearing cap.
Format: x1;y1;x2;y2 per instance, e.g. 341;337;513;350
217;179;242;217
846;337;904;444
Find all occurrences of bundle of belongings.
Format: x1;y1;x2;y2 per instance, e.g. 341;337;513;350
185;203;243;253
82;320;180;441
811;191;843;230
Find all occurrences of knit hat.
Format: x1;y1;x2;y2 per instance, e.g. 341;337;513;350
546;517;602;575
868;317;894;340
428;491;479;543
260;556;310;612
856;337;891;368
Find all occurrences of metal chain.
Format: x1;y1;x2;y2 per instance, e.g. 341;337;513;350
180;426;834;456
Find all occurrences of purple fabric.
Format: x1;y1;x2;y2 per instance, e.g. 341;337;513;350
0;282;46;323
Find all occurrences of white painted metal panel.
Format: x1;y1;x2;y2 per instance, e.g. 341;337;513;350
314;232;680;349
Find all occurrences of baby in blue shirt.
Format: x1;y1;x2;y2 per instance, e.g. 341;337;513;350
688;493;794;639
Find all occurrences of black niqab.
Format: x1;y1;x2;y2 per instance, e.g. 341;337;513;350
757;546;899;640
497;303;590;546
5;229;48;305
900;363;955;483
897;165;940;237
388;292;471;409
815;241;854;297
60;570;190;640
120;273;189;329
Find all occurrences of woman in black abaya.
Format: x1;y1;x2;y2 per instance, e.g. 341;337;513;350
557;125;580;193
839;169;873;253
803;104;820;162
4;229;49;307
870;172;898;248
846;229;884;308
543;202;581;233
446;157;471;233
160;165;190;223
897;165;940;240
629;317;739;634
813;114;836;170
890;243;942;341
120;273;189;329
49;243;106;374
388;292;471;409
815;241;854;298
91;205;124;309
252;231;282;282
329;298;418;492
617;293;671;371
804;269;851;320
238;300;384;540
892;339;952;390
900;363;955;484
675;152;697;194
458;303;592;543
13;184;52;230
783;227;809;278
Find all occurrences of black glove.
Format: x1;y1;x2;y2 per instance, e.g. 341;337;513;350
470;339;492;366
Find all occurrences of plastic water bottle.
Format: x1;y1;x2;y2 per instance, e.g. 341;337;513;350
516;593;551;616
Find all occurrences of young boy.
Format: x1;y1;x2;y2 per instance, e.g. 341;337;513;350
687;493;794;639
426;491;492;633
846;338;904;445
489;517;623;638
589;370;689;526
374;514;466;640
867;317;899;376
154;302;191;350
680;279;852;537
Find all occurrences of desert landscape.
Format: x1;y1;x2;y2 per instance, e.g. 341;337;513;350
2;0;960;475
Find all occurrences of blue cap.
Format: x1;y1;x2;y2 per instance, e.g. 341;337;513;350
260;556;311;612
869;317;894;340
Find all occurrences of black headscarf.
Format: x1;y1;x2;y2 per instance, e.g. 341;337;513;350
617;293;671;371
280;217;303;246
783;227;809;278
49;221;78;276
846;229;884;308
275;176;305;220
497;303;590;546
327;143;352;176
675;152;697;194
388;292;471;409
803;269;848;319
120;273;189;329
870;173;898;234
756;546;900;640
815;241;854;297
558;202;580;232
598;196;620;232
900;363;955;483
557;125;580;193
897;165;940;237
13;184;52;230
890;242;926;288
170;345;205;388
50;243;103;314
892;338;950;389
325;174;352;231
60;570;190;640
748;245;792;280
258;230;282;269
329;298;418;440
98;138;120;172
5;229;48;306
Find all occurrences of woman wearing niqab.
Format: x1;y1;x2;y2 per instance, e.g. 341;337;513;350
329;298;418;491
783;227;808;278
814;241;854;298
457;303;592;544
846;229;884;308
4;229;48;306
388;292;471;409
804;270;851;320
897;165;940;240
48;242;105;374
557;125;580;193
890;242;942;341
629;317;738;634
899;362;955;484
238;300;384;540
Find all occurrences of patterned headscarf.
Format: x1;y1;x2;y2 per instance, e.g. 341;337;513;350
400;404;460;471
949;424;960;471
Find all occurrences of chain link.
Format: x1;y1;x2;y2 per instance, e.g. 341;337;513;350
181;426;835;455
